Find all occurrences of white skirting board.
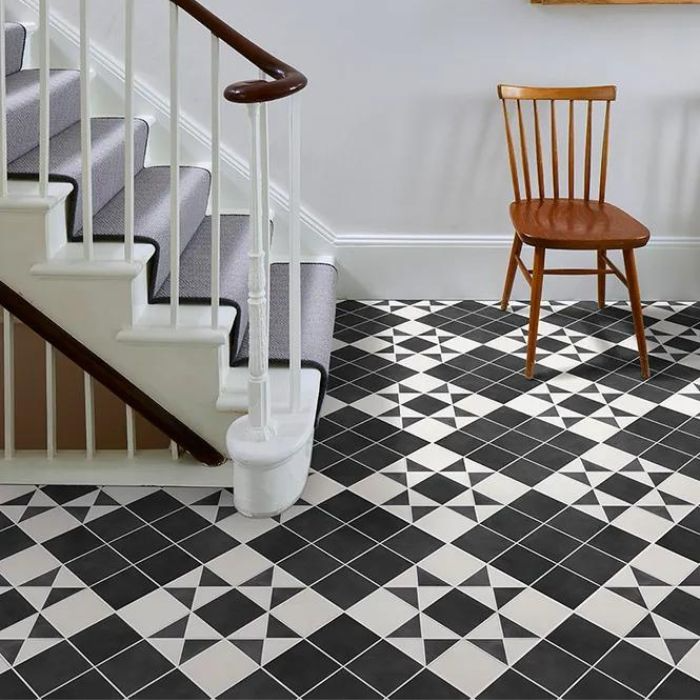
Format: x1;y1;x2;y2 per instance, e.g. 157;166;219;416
0;451;232;487
335;235;700;301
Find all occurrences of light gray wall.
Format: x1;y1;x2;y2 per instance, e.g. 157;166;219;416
42;0;700;242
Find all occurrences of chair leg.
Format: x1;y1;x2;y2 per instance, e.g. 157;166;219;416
623;249;651;380
525;247;546;380
597;250;606;310
500;234;523;312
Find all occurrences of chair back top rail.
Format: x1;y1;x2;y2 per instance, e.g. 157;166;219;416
498;84;616;203
170;0;307;103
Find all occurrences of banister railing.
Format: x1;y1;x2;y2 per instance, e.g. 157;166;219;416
0;0;308;462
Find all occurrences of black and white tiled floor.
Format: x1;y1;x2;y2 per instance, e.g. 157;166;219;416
2;300;700;699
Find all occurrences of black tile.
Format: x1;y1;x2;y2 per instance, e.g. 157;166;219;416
452;526;512;562
438;430;486;455
351;508;407;542
127;490;183;521
493;431;540;457
46;669;122;699
469;444;517;470
320;492;374;522
278;545;341;585
249;527;308;562
522;525;581;562
385;527;443;563
479;669;555;699
99;640;173;696
44;526;103;563
86;507;143;542
305;668;382;700
548;614;618;665
657;527;700;564
381;431;429;456
70;614;141;665
527;444;575;471
41;486;97;505
313;567;377;609
133;669;208;699
309;614;381;664
645;406;689;428
0;671;34;700
654;589;700;635
16;640;90;697
643;444;691;470
548;431;597;457
492;545;554;585
152;508;210;542
534;567;598;608
195;589;266;635
219;669;294;699
595;474;651;505
350;545;412;586
564;669;641;699
178;526;238;563
412;474;465;504
515;640;588;695
563;545;624;585
285;508;342;542
323;460;374;487
517;419;562;442
549;508;606;542
650;670;700;700
424;589;492;636
93;566;157;609
138;545;199;586
510;491;566;522
66;545;130;585
0;589;35;629
354;444;403;470
317;526;376;563
349;640;422;695
589;526;647;562
679;508;700;535
325;430;374;457
110;525;171;563
501;460;552;487
483;507;540;542
265;641;340;696
597;641;672;696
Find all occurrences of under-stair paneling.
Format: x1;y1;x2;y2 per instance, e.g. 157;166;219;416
0;316;169;450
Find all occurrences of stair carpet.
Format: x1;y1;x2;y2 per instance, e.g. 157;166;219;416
3;23;336;402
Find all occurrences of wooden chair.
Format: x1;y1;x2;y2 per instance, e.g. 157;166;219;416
498;84;650;380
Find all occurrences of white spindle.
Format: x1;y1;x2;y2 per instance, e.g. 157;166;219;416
0;0;8;197
80;0;93;259
247;103;272;438
125;404;135;458
84;372;94;458
45;343;56;459
288;95;302;413
39;0;50;197
3;310;14;459
124;0;135;262
210;35;221;329
259;77;271;342
170;440;179;461
169;3;180;327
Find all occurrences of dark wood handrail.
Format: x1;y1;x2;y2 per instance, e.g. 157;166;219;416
170;0;307;103
0;281;226;467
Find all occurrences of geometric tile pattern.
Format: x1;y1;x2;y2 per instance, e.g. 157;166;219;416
1;300;700;698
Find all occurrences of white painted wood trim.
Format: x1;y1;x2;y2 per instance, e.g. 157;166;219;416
169;2;180;328
3;309;14;459
123;0;135;263
79;0;93;260
38;0;49;196
288;94;302;413
45;342;56;459
84;371;95;459
210;34;221;330
125;404;135;459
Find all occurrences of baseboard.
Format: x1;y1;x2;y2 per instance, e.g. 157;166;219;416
336;234;700;300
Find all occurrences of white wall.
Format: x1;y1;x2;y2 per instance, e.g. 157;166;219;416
12;0;700;298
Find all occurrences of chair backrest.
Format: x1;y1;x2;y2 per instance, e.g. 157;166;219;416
498;85;616;204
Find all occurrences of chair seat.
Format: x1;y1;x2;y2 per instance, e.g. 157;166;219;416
510;199;650;250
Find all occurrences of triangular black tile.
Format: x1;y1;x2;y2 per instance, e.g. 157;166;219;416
406;460;430;472
19;506;52;522
219;669;294;699
387;587;419;608
386;492;410;506
0;640;23;665
627;614;659;638
29;615;61;639
266;616;299;638
567;473;591;486
472;639;507;664
242;568;273;587
152;615;189;639
271;588;302;608
448;506;478;521
494;588;522;609
610;587;646;608
468;472;493;487
681;567;700;586
166;588;197;609
473;492;500;506
443;461;466;472
500;615;536;638
661;492;692;506
94;491;119;506
666;639;697;664
462;568;490;587
43;587;81;608
199;568;229;587
582;460;607;472
649;474;671;488
575;490;600;506
64;507;90;523
216;506;237;522
231;639;264;665
391;669;467;699
305;669;381;700
25;568;59;587
632;568;666;587
641;505;672;521
411;507;436;521
4;492;33;506
390;615;422;638
417;568;449;587
193;492;221;507
424;639;458;664
387;473;408;487
603;506;628;521
180;639;216;664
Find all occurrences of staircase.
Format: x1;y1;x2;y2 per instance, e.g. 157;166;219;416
0;3;337;517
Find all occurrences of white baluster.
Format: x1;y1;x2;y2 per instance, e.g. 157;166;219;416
3;310;14;459
210;34;221;329
247;104;273;440
84;372;94;459
0;0;7;197
125;404;135;458
258;81;271;341
169;3;180;327
45;343;56;459
39;0;50;197
170;440;179;461
124;0;135;262
80;0;93;259
288;95;302;413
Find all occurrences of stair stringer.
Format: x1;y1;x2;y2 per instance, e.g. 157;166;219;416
0;181;241;458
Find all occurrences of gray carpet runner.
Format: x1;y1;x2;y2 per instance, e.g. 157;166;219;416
3;22;336;412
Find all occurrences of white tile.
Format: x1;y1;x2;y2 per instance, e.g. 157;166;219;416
678;642;700;681
630;544;697;585
454;395;501;417
534;473;591;505
419;545;483;586
350;474;406;505
301;473;345;505
659;473;700;505
410;444;462;471
181;640;257;697
429;640;507;697
347;588;415;637
414;508;477;541
500;588;570;637
582;444;635;471
119;588;190;637
576;588;647;637
215;513;277;543
272;588;342;637
473;473;530;505
42;588;112;637
569;417;619;443
0;545;61;587
18;508;81;543
207;545;271;587
404;418;457;442
612;507;674;542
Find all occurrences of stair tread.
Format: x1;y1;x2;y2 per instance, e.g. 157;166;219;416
153;213;250;357
4;23;26;77
6;69;81;164
93;165;211;294
8;117;149;236
234;262;337;403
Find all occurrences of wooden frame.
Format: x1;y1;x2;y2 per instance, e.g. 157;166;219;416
532;1;700;4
